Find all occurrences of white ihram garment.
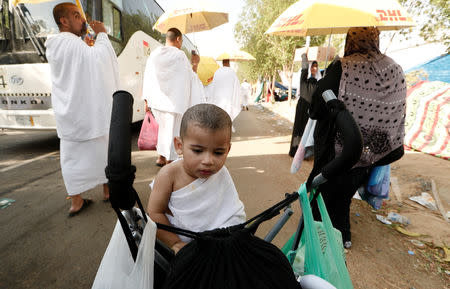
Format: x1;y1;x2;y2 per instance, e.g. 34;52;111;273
203;83;213;102
60;135;108;196
142;46;206;160
151;109;182;161
45;32;119;195
166;166;246;243
209;67;242;121
240;81;251;107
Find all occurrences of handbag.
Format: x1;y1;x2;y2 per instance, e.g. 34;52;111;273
137;111;159;150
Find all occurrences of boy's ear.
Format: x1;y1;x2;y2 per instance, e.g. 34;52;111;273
174;136;183;155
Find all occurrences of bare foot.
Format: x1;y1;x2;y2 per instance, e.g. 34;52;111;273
68;195;93;217
102;183;109;201
69;194;84;213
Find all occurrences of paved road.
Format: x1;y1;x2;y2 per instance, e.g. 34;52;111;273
0;106;311;288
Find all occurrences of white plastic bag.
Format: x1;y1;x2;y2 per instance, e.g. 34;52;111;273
92;214;157;289
290;118;316;174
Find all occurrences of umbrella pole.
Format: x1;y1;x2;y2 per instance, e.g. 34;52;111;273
323;34;332;77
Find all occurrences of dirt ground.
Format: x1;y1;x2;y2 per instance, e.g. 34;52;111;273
258;101;450;289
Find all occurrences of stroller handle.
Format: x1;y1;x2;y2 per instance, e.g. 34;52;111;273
311;90;363;189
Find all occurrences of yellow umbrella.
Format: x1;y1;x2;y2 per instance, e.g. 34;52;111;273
266;0;415;36
153;0;228;34
197;56;220;86
216;50;256;61
12;0;54;5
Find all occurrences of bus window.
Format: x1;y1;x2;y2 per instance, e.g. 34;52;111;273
12;1;64;39
102;0;122;41
0;0;10;37
112;7;121;40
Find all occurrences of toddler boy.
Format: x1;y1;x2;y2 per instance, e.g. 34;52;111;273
147;103;246;253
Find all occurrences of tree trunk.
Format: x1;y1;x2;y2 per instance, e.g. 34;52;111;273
270;74;276;103
285;63;295;106
282;63;294;106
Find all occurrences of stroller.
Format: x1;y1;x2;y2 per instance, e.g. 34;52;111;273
93;89;362;289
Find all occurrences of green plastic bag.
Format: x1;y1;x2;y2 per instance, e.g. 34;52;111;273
282;183;353;289
282;222;344;277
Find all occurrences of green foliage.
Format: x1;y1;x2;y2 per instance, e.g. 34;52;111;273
399;0;449;51
122;11;164;46
235;0;325;81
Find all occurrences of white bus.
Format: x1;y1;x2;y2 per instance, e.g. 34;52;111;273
0;0;197;129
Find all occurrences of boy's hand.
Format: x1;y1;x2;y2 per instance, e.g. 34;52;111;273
171;241;187;254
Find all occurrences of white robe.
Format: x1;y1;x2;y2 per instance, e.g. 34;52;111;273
45;32;119;141
240;81;251;107
60;135;108;195
142;46;205;160
209;67;242;121
151;109;182;161
166;166;246;243
203;83;214;103
45;32;119;195
142;46;205;114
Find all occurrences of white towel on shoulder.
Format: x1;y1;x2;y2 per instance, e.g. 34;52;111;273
166;166;246;242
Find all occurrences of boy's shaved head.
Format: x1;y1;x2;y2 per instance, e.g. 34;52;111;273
180;104;232;139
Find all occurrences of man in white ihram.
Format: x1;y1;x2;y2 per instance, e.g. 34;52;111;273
240;79;251;111
45;2;119;216
143;27;205;167
209;59;241;122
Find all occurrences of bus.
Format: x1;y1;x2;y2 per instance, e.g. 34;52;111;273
0;0;197;129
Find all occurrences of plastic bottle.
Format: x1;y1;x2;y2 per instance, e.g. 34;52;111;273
387;212;410;226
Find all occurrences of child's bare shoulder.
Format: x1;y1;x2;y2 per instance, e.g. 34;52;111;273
154;161;183;186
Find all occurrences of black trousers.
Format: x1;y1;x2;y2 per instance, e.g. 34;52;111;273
312;167;370;242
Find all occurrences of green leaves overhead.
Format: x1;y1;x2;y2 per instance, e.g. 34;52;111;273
235;0;324;81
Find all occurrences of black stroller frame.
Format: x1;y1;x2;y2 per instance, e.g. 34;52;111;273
105;89;362;288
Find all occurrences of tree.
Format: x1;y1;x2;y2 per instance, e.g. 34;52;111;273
234;0;324;101
399;0;449;51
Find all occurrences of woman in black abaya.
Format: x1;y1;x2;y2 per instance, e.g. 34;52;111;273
289;53;321;157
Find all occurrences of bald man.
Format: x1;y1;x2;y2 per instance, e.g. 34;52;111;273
45;2;120;216
142;27;205;166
